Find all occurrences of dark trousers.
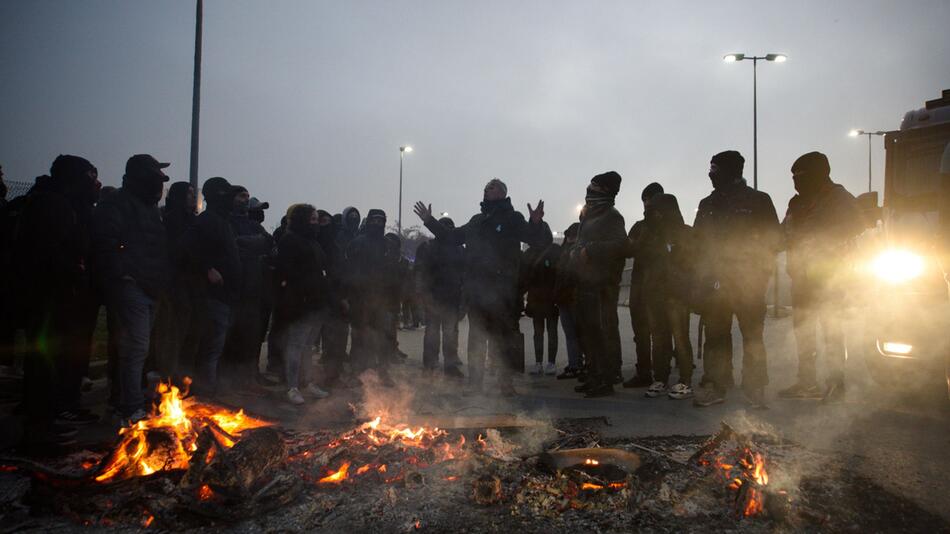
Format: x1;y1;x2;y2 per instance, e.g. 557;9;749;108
700;289;768;391
559;306;583;370
23;290;97;420
467;293;520;388
532;314;558;364
150;287;193;379
107;281;159;416
222;298;263;385
576;284;621;385
192;298;231;395
792;295;845;386
423;300;460;370
267;313;288;375
647;297;693;385
351;300;391;373
320;310;349;381
629;300;653;378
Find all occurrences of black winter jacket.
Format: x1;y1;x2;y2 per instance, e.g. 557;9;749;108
275;229;330;319
93;188;169;298
230;214;274;300
183;207;241;303
570;204;627;288
415;238;465;306
424;198;552;302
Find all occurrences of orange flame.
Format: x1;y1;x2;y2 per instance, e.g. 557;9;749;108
198;484;214;501
94;380;270;483
318;462;351;483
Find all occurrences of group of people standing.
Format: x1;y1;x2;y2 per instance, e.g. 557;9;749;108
0;145;864;451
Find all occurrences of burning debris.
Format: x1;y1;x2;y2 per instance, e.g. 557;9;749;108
1;401;948;532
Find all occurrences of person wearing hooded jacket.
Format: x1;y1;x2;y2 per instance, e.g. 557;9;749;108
692;150;781;408
16;155;102;444
93;154;170;423
521;240;561;376
181;177;241;397
778;152;864;403
623;182;666;389
275;204;333;404
151;181;197;379
345;209;395;385
413;179;551;396
221;186;274;394
315;208;349;385
569;171;628;398
416;217;465;377
634;193;696;400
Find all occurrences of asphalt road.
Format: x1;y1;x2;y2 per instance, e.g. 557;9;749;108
389;309;950;522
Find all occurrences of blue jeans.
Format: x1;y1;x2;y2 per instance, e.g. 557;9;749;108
284;310;326;389
194;298;231;395
107;280;158;416
559;307;582;370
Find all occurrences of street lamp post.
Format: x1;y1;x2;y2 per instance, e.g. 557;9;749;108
849;129;887;192
398;146;413;236
722;53;787;191
723;52;786;317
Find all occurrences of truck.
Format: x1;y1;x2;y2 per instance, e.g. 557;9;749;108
861;88;950;401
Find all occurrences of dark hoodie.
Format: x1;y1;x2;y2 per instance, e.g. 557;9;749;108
638;194;695;302
337;206;361;252
275;207;330;319
185;183;240;303
16;156;100;298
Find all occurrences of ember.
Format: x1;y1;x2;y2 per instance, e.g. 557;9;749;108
93;379;271;483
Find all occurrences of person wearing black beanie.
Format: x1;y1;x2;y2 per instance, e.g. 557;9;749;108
779;152;863;403
693;150;780;408
623;181;668;389
571;171;628;397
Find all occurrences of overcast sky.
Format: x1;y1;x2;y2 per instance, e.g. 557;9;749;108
2;0;949;233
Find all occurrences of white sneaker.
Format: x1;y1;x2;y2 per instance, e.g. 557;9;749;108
667;383;694;400
645;381;668;398
286;387;305;405
544;363;557;375
306;383;330;399
529;363;544;376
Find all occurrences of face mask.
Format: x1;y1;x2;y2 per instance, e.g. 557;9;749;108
709;171;737;191
793;173;824;197
585;187;614;207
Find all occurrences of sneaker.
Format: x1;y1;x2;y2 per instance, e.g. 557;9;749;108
529;363;543;376
645;381;668;398
574;382;593;393
306;383;330;399
693;387;726;407
667;383;694;400
623;374;653;388
544;363;557;376
743;385;768;409
821;381;846;404
556;368;581;380
56;409;99;426
584;383;615;398
286;387;305;405
777;382;823;399
52;423;78;439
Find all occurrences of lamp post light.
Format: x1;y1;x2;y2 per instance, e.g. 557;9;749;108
722;53;787;191
723;52;786;317
398;145;413;236
849;129;887;192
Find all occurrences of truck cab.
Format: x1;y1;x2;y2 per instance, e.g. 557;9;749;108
862;89;950;400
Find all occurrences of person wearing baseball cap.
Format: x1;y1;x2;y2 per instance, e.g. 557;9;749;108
248;197;269;224
93;155;171;424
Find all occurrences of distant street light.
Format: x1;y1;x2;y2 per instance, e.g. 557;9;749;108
722;52;787;190
398;146;412;236
849;129;887;192
440;211;449;217
575;203;584;213
723;52;787;317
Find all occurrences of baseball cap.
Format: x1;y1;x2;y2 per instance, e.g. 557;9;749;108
126;154;170;181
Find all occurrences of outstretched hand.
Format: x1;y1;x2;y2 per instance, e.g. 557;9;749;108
527;199;545;223
413;201;433;222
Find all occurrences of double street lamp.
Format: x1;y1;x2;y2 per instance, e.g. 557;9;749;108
722;53;787;191
397;145;413;236
849;129;887;192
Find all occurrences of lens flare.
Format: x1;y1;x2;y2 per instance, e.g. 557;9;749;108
870;249;924;283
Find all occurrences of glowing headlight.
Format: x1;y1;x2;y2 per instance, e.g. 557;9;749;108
871;249;925;283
